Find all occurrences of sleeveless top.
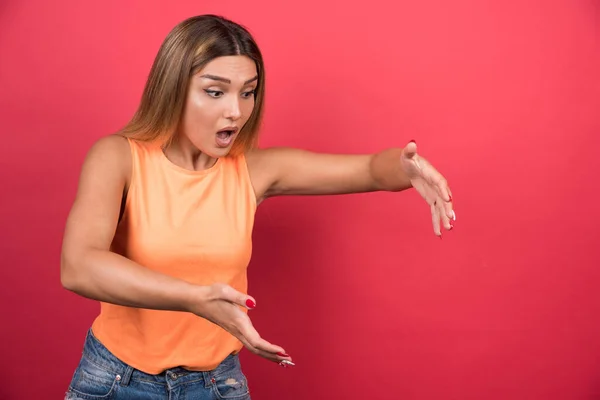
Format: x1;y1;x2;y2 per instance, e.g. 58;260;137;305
91;137;257;374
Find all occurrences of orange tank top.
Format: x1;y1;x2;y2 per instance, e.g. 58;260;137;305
91;137;256;374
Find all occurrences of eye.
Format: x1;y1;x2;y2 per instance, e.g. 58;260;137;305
204;89;223;98
241;90;256;99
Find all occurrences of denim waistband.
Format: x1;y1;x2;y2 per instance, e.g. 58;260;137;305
82;329;240;388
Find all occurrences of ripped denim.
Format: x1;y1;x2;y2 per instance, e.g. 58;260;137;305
65;329;251;400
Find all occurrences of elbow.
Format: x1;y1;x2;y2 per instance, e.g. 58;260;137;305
60;252;84;293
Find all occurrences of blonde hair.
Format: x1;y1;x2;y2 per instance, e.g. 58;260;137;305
119;15;265;156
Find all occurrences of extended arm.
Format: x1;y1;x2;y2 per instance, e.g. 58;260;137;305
246;141;454;236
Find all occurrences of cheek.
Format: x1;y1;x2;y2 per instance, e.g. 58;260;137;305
185;98;214;127
242;100;255;120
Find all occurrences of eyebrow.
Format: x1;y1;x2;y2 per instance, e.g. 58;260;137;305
199;74;258;85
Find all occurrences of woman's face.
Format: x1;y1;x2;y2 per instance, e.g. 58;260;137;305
180;55;258;158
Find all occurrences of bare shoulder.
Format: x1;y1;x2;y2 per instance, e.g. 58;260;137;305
62;134;133;257
74;133;133;207
86;134;131;167
244;146;324;198
244;147;279;200
244;147;276;172
83;134;132;185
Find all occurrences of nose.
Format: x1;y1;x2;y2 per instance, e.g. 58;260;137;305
224;98;242;121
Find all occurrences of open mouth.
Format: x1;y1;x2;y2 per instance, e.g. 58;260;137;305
216;127;238;148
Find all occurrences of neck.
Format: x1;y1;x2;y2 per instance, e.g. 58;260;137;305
162;135;218;171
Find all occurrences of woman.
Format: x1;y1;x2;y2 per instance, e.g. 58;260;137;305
61;14;455;400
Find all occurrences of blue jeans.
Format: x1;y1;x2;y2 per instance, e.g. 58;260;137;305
65;329;251;400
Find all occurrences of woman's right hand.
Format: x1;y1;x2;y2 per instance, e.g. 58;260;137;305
190;283;294;366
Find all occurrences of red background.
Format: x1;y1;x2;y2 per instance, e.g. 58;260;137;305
1;1;599;399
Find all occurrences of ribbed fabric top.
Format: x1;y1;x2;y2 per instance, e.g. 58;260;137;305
91;138;256;374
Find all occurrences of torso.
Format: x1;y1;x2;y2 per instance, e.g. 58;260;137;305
95;136;256;373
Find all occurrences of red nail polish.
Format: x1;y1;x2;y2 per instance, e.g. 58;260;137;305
439;235;442;239
448;195;453;202
246;299;256;308
277;352;290;357
449;225;454;230
409;139;416;144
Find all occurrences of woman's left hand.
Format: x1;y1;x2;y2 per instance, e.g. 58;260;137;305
400;141;455;238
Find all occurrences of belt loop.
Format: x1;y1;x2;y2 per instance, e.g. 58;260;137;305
119;366;134;386
203;371;212;388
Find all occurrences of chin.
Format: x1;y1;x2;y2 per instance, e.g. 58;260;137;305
190;140;232;159
212;145;234;157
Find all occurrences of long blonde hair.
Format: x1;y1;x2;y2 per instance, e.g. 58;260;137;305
120;15;265;156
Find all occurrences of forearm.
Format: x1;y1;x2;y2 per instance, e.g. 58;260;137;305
61;249;202;313
369;147;412;192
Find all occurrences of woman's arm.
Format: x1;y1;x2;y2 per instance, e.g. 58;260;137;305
60;135;200;311
246;148;389;198
60;135;290;362
246;141;454;236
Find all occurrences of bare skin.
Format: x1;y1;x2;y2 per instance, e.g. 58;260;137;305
61;55;454;368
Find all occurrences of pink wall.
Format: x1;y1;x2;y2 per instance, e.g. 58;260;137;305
1;1;599;399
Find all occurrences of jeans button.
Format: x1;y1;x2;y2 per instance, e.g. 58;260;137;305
170;372;178;380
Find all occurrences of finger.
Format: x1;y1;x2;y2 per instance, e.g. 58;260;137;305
244;337;293;364
237;318;289;357
253;347;294;364
236;334;280;362
443;201;456;224
238;335;278;360
279;360;296;368
221;313;289;358
418;159;452;204
430;172;452;204
246;332;287;356
411;175;437;206
431;202;442;237
215;283;257;310
231;317;293;364
411;180;431;206
422;180;439;207
437;199;452;231
431;174;452;205
403;141;418;159
253;348;282;363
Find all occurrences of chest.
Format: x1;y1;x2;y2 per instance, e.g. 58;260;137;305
113;173;255;281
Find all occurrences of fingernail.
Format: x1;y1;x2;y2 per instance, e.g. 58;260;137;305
449;225;454;230
277;352;290;357
246;299;256;309
448;195;453;202
409;139;416;144
280;360;295;367
439;234;442;239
